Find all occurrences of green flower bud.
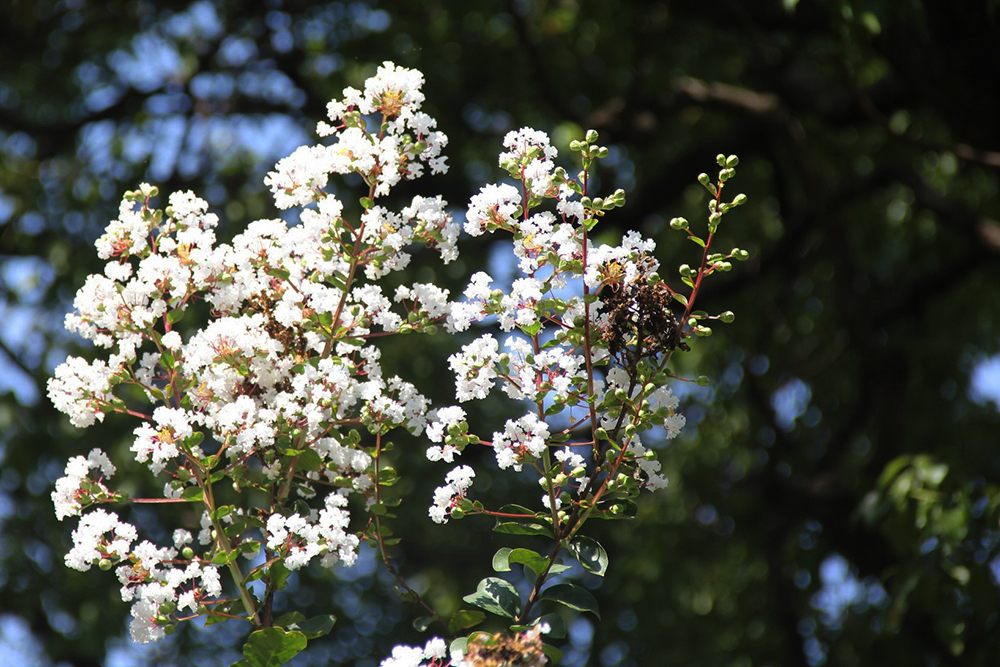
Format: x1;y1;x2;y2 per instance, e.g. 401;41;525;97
98;558;113;571
726;155;740;167
586;129;599;143
697;173;711;186
696;375;711;386
450;507;465;520
670;217;689;230
181;546;195;559
733;193;747;206
720;311;736;323
716;153;727;166
570;139;582;151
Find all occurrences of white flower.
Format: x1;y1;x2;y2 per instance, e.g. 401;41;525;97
448;334;500;401
492;413;550;471
52;449;116;520
465;183;521;236
428;465;476;524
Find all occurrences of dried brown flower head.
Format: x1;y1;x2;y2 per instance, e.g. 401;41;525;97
464;626;548;667
599;262;688;361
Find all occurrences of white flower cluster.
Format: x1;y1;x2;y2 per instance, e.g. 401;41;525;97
299;61;448;202
429;465;476;524
265;492;359;569
48;62;474;644
430;125;685;525
379;637;465;667
52;448;116;520
600;367;686;438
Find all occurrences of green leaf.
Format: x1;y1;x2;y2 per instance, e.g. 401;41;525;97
360;196;374;210
507;548;552;578
498;504;538;517
462;577;522;619
541;583;600;618
536;613;566;639
271;611;306;629
568;536;609;577
413;616;435;632
492;547;513;572
542;643;565;663
493;522;554;538
448;609;486;633
288;614;336;640
167;308;186;324
449;637;468;658
287;448;323;472
181;486;204;502
234;627;307;667
269;562;291;590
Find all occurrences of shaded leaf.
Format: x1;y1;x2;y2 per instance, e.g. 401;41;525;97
541;583;600;618
462;577;521;619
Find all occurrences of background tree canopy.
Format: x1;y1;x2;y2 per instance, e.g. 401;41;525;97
3;1;1000;665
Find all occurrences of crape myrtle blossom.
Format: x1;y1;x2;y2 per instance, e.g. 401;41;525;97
48;59;710;662
48;61;482;649
379;637;466;667
499;336;585;403
465;183;520;236
429;465;476;524
599;367;686;437
448;334;500;401
493;413;551;471
425;405;468;463
265;492;360;570
52;449;117;520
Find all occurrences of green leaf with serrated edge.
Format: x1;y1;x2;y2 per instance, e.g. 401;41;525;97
288;614;336;639
507;548;551;578
540;583;601;618
493;522;554;538
493;547;513;572
568;536;609;577
449;609;486;634
536;613;566;639
236;627;307;667
462;577;521;619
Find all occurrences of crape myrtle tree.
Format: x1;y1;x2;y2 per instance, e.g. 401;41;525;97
2;1;1000;666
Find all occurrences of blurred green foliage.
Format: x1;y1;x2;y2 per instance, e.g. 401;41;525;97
2;1;1000;665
